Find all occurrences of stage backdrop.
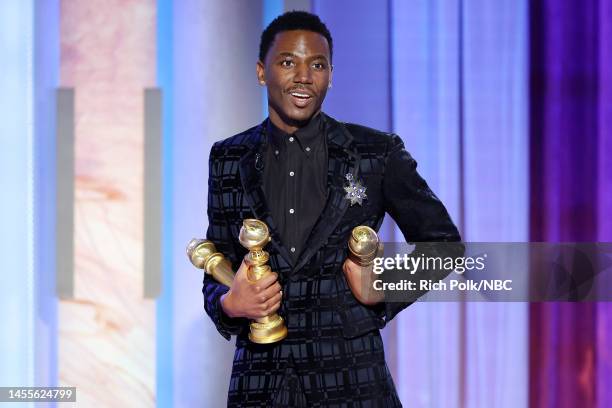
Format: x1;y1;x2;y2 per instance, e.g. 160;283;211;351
1;0;611;407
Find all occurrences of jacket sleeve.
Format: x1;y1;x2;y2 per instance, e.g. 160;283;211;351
202;143;249;341
378;134;462;324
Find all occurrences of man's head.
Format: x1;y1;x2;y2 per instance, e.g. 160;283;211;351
257;11;333;133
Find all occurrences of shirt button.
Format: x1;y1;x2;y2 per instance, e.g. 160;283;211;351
289;137;294;142
290;247;296;252
289;171;295;176
305;147;311;152
289;208;295;214
275;150;279;155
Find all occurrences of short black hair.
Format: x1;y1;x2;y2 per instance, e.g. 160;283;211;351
259;11;333;63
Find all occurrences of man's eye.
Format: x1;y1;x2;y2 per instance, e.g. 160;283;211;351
280;60;294;68
313;62;326;70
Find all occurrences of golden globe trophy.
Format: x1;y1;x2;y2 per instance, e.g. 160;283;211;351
186;218;287;344
347;225;385;304
186;239;235;287
239;219;288;344
347;225;383;266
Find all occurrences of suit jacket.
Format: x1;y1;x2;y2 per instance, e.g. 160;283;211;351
202;112;461;342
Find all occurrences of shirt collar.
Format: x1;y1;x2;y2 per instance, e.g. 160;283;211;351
267;112;323;157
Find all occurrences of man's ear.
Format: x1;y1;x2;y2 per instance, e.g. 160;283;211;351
256;61;266;85
328;64;334;88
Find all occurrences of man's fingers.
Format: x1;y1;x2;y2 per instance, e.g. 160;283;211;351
260;282;282;300
344;259;369;276
254;271;278;290
259;300;281;317
255;288;282;309
343;260;355;275
266;290;282;305
267;300;281;314
254;290;282;317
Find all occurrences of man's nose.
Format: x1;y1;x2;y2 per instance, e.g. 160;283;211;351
293;63;313;83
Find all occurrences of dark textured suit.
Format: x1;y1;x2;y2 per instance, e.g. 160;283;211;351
203;112;461;407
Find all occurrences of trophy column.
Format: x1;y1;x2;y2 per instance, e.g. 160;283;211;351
239;219;288;344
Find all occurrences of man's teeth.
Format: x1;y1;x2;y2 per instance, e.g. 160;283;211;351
291;92;310;98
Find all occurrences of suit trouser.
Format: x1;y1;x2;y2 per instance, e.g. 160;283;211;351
226;328;402;408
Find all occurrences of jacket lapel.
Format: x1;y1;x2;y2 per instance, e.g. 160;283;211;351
238;121;294;266
291;113;360;276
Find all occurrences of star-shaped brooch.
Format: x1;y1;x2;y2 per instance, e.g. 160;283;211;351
344;172;367;206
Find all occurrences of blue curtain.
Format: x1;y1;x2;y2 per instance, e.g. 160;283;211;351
314;1;529;406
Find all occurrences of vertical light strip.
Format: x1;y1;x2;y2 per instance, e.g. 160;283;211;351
597;1;612;404
390;0;462;218
389;1;462;406
172;1;263;405
25;0;35;391
383;0;400;382
457;3;467;406
386;0;394;137
0;0;35;391
156;0;173;406
462;1;528;407
262;0;284;118
34;0;60;389
312;0;391;129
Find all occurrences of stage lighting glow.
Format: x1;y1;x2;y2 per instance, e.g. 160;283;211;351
0;0;35;389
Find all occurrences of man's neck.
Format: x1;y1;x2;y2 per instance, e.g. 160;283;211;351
268;108;321;134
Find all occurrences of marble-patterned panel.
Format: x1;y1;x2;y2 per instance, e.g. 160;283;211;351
59;0;156;405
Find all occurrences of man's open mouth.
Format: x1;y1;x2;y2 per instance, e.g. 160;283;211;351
289;91;313;108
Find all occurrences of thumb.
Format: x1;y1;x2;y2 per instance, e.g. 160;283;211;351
235;259;250;280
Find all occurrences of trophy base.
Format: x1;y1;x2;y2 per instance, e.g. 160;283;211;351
248;314;288;344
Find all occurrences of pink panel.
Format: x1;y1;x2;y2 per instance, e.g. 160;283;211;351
59;0;157;405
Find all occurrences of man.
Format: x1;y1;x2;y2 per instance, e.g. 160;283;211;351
202;11;460;407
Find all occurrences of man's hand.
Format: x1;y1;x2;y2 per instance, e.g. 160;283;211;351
220;260;282;320
342;258;384;305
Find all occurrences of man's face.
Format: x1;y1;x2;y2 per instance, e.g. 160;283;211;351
257;30;332;132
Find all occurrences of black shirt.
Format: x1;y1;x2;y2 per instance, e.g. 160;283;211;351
262;113;328;265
